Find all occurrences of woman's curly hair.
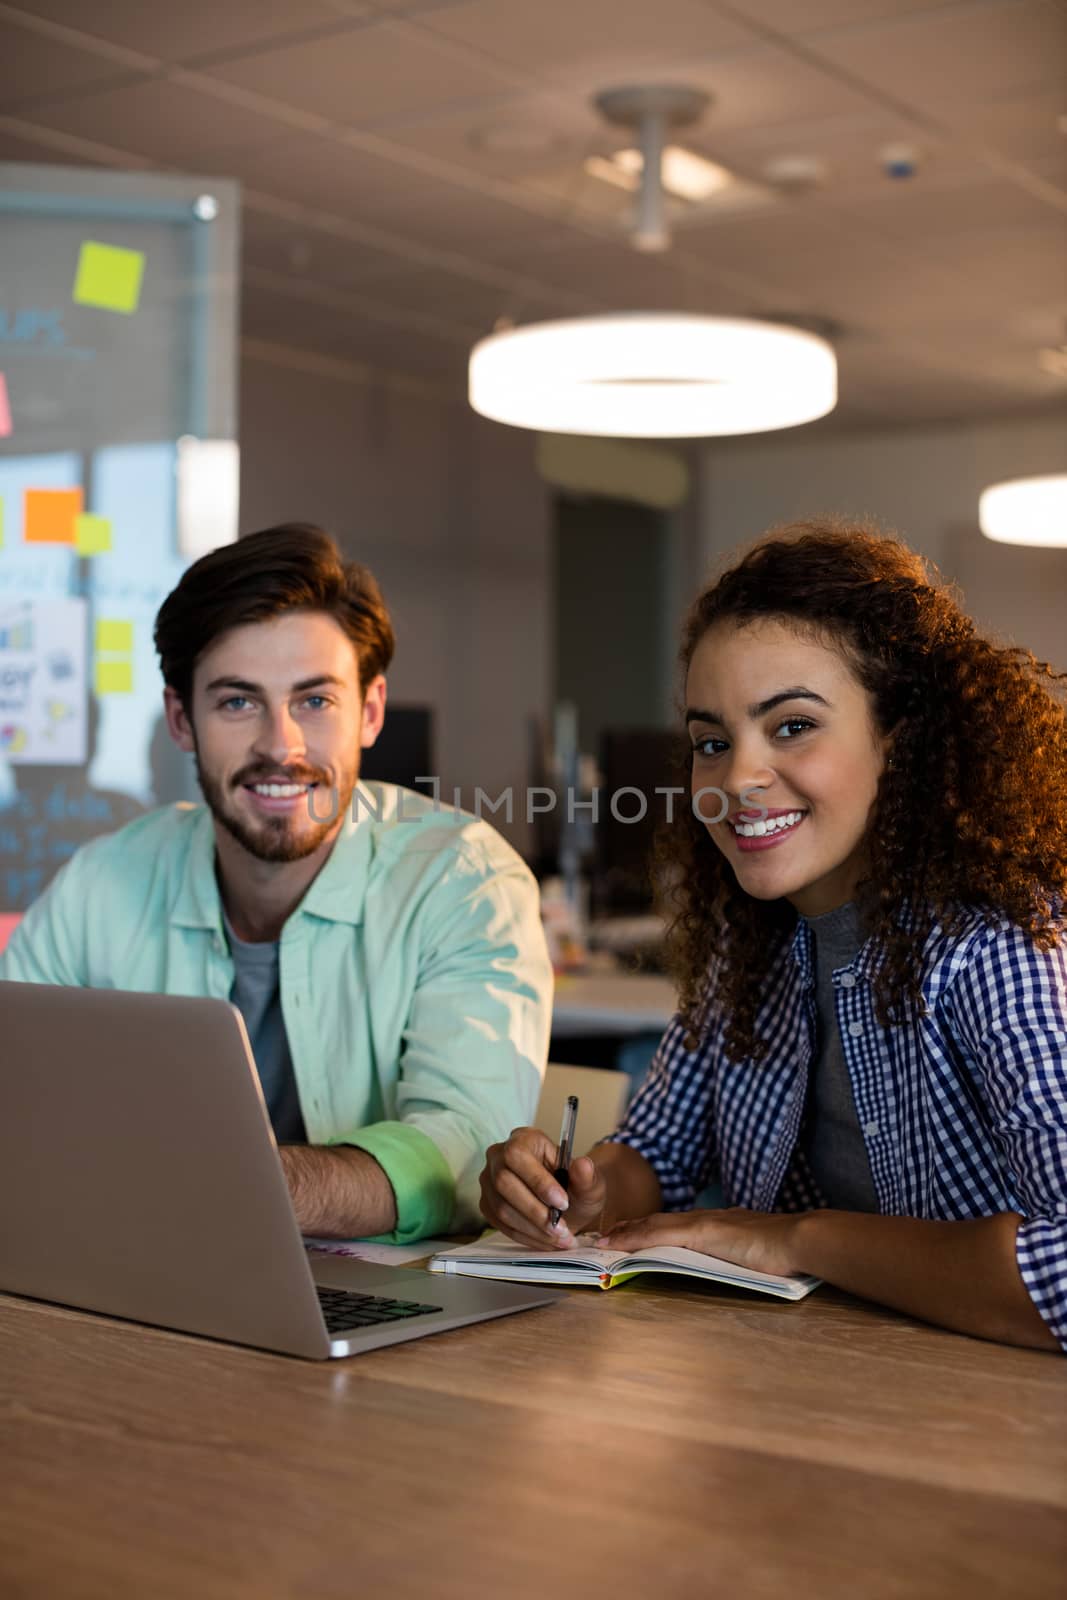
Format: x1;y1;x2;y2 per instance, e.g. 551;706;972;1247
655;518;1067;1064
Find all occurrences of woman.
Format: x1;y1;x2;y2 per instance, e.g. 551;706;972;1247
480;521;1067;1353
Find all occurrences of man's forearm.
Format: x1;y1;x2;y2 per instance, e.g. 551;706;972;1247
792;1209;1060;1352
278;1145;398;1238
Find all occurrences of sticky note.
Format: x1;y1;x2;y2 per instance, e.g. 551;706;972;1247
72;240;145;315
24;487;83;544
95;659;133;696
0;372;11;438
75;513;112;555
95;619;133;653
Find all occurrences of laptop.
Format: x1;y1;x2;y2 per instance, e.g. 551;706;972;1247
0;981;562;1359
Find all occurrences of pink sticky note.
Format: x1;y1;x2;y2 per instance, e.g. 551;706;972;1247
0;373;11;438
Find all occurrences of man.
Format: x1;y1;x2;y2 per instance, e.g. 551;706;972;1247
0;523;552;1242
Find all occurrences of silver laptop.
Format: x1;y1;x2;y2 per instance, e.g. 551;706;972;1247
0;981;561;1359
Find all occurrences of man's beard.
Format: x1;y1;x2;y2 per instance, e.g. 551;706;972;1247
193;744;358;864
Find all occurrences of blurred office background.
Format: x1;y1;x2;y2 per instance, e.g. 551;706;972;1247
0;0;1064;960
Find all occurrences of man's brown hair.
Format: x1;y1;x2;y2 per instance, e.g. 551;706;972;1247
154;522;395;708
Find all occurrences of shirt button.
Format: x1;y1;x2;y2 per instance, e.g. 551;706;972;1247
847;1020;864;1037
863;1121;880;1137
839;972;857;989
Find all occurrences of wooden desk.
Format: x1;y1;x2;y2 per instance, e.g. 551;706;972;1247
552;971;677;1037
3;1280;1065;1598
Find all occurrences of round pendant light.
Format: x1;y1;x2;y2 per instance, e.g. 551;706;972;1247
979;474;1067;547
468;86;837;439
469;312;837;437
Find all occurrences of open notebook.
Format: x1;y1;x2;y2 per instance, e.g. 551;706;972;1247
429;1231;820;1302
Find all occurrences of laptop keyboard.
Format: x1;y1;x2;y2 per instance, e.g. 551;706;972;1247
315;1286;444;1335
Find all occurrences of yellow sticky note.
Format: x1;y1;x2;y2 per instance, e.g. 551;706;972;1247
24;487;83;544
73;240;145;315
95;659;134;696
95;619;133;653
75;513;112;555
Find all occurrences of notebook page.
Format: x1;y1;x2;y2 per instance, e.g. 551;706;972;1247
623;1244;819;1293
431;1230;630;1272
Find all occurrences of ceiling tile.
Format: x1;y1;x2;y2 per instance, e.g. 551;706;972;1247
0;23;138;109
942;86;1067;165
697;109;984;194
831;173;1067;240
202;18;516;126
19;79;296;170
388;184;573;260
921;224;1067;306
222;130;439;224
728;1;949;34
0;127;101;168
674;45;875;135
418;0;754;83
366;90;595;180
3;2;359;64
810;0;1067;109
241;206;405;288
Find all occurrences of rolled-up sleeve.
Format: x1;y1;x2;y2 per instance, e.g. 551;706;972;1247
605;1014;718;1210
349;847;552;1238
944;919;1067;1352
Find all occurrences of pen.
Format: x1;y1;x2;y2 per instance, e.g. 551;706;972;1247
548;1094;579;1230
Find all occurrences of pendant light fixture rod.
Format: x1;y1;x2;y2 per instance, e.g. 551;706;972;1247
594;85;711;254
635;106;667;252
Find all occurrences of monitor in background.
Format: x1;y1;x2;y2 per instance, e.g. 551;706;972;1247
359;705;435;797
594;727;686;916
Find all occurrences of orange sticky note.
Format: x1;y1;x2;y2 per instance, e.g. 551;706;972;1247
24;487;83;544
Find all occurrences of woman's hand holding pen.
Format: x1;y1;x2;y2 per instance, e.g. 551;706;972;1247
479;1127;607;1249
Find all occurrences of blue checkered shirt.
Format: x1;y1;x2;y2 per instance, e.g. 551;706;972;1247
607;906;1067;1350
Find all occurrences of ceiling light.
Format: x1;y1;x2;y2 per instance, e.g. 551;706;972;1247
583;153;641;194
979;475;1067;547
586;145;735;203
469;314;837;437
468;85;838;439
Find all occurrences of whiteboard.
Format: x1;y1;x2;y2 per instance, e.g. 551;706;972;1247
0;163;239;911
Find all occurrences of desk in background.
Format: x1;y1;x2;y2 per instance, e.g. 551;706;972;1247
551;970;677;1038
3;1280;1064;1598
550;969;677;1102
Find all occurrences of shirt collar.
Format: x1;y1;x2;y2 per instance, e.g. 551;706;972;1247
169;787;375;933
788;897;923;986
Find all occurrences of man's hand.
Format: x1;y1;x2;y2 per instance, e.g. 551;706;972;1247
597;1206;803;1278
278;1144;398;1238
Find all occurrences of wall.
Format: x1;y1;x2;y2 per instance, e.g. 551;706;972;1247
693;413;1067;669
238;343;551;853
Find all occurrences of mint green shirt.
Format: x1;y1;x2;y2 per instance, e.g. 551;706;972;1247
0;782;552;1242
